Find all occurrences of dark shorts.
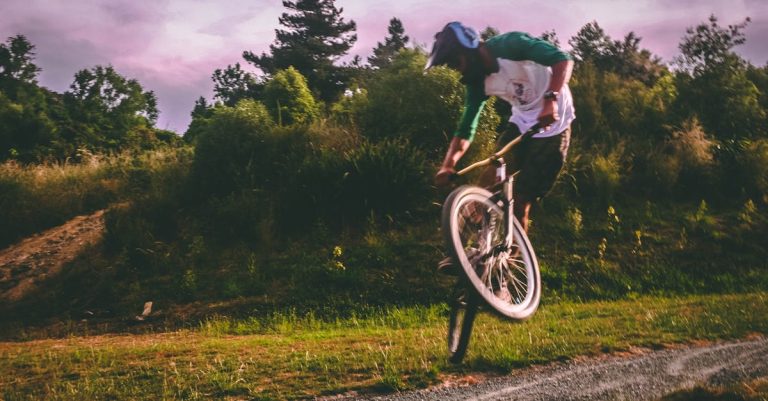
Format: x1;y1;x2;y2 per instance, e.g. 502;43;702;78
496;123;570;201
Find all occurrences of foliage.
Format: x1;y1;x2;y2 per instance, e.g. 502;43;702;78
329;85;368;127
0;36;176;162
360;49;499;156
675;14;751;76
673;15;765;140
480;26;500;41
538;29;560;47
243;0;357;102
0;34;41;89
569;21;666;85
190;99;277;196
0;148;191;249
262;66;320;125
212;63;263;106
640;118;716;197
368;18;409;68
65;65;159;148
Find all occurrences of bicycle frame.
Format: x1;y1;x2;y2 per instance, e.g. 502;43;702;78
454;124;542;259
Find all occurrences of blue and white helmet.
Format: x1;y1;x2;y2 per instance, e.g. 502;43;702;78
425;22;480;70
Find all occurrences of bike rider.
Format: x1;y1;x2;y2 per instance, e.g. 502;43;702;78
425;21;575;273
425;22;576;276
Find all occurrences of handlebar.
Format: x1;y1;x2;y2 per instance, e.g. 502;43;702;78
454;124;543;177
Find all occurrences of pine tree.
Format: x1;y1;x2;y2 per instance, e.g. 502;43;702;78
243;0;357;102
368;18;409;69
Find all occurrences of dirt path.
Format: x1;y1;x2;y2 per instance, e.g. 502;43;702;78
340;337;768;401
0;209;105;302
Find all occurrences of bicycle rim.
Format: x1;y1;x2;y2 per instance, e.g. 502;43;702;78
442;186;541;320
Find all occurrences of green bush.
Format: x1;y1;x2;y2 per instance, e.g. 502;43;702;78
642;118;716;196
360;49;499;156
282;137;431;229
263;66;320;126
738;139;768;202
340;138;431;221
575;148;623;204
191;99;278;196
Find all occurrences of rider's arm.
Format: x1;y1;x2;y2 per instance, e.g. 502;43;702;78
436;84;487;186
454;83;488;142
435;136;471;186
548;59;573;93
539;59;574;126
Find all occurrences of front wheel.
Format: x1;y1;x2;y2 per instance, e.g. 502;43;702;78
442;185;541;320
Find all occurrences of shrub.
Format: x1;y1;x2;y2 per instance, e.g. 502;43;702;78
329;86;368;128
738;139;768;202
282;137;431;229
340;138;431;221
360;49;499;156
575;147;623;204
263;67;320;126
191;99;277;196
642;118;716;197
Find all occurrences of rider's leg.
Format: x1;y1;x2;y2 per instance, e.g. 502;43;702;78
513;195;533;232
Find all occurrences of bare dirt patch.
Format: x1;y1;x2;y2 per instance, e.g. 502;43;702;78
0;209;105;302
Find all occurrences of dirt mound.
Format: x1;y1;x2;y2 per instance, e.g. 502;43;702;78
0;210;105;302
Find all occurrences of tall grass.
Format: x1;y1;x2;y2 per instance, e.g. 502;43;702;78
0;147;192;249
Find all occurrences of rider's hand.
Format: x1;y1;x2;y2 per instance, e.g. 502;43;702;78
435;166;456;188
538;99;560;128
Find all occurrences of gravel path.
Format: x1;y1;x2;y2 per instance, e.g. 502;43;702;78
339;337;768;401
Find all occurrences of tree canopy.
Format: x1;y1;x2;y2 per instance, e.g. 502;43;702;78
368;18;409;69
243;0;357;102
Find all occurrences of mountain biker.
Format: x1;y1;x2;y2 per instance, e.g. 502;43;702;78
426;21;575;274
427;22;575;230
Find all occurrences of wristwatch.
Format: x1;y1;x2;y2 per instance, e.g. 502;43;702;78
543;90;559;101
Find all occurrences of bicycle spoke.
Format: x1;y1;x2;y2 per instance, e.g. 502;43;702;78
444;187;540;320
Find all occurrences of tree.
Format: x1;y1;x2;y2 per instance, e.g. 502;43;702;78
539;29;560;48
243;0;357;102
362;49;499;157
673;15;764;139
569;21;612;64
263;66;320;125
184;96;216;143
675;14;751;76
0;35;65;162
0;35;41;90
212;63;262;106
65;65;159;149
569;21;666;85
368;18;409;68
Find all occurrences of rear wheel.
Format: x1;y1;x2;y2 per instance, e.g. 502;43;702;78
447;284;479;364
442;185;541;320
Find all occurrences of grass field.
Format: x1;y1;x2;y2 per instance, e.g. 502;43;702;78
2;292;766;400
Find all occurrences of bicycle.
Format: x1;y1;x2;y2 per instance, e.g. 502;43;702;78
442;124;543;363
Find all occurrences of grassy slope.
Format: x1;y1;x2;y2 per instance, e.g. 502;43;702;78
2;293;766;400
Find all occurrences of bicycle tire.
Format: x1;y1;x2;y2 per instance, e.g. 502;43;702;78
447;284;479;364
442;185;541;320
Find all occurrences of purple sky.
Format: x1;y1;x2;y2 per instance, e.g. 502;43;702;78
1;0;767;133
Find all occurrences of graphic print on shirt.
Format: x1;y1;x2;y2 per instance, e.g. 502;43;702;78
507;80;533;105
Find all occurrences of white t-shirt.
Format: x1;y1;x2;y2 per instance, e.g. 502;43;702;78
484;59;575;138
